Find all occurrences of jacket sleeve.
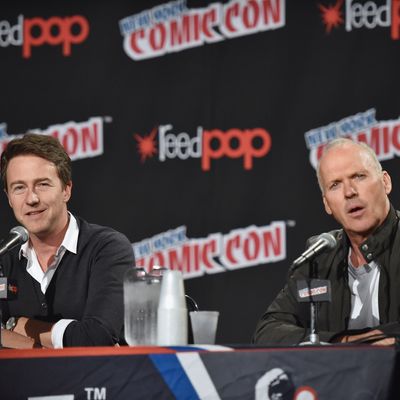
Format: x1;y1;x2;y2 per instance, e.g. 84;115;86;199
252;266;341;345
62;231;134;347
253;272;309;345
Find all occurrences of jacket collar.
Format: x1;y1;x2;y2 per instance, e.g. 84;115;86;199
339;205;399;264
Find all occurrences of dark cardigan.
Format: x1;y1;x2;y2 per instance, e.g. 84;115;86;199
1;216;135;347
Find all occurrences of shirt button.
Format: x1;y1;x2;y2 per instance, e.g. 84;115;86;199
361;244;368;251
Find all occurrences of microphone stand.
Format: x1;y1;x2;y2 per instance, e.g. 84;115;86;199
298;259;330;346
301;299;326;344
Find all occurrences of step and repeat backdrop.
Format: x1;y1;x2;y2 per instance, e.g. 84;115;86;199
1;0;400;343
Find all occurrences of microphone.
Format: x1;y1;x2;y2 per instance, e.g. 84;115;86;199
0;226;29;257
291;232;337;270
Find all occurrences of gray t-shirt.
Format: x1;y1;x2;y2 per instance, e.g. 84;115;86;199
347;252;380;330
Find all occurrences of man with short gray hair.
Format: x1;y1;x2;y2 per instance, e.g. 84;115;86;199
254;138;398;345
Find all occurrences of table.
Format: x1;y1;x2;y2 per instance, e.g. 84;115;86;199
0;344;398;399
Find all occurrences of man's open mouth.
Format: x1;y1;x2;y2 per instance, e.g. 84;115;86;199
348;206;364;215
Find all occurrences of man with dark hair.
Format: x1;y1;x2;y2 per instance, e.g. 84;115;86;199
254;138;397;345
0;134;134;348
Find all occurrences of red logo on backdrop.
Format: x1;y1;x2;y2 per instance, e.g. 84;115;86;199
318;0;344;32
318;0;400;39
0;15;89;58
24;15;90;58
134;127;158;162
202;128;272;171
133;124;272;171
133;223;287;279
304;108;400;169
0;117;104;161
119;0;286;61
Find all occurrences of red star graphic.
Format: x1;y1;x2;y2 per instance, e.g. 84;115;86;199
134;127;158;163
318;0;344;33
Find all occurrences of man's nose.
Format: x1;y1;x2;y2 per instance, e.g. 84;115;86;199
344;181;357;198
25;188;39;205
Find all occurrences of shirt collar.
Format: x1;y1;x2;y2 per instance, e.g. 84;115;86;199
19;212;79;260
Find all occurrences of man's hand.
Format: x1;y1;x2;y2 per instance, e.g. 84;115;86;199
13;317;54;348
339;329;395;346
1;328;40;348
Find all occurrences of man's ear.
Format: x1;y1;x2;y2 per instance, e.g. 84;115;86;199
323;195;332;215
382;171;392;195
63;181;72;202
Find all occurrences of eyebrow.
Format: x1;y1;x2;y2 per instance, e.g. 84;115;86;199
326;169;370;184
9;177;52;187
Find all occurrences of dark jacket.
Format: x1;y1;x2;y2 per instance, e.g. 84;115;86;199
0;216;135;347
253;206;400;345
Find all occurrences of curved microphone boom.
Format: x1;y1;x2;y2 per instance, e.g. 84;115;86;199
0;226;29;256
291;232;337;271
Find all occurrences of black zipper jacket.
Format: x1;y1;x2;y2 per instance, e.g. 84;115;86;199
253;206;400;345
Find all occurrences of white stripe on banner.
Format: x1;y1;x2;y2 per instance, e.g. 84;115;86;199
177;353;221;400
191;345;234;352
28;396;74;400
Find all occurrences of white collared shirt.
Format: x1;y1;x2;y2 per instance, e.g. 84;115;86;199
20;212;79;348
